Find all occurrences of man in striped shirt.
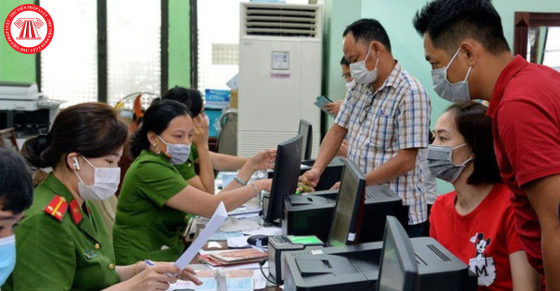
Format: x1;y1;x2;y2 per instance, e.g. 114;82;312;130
301;19;431;237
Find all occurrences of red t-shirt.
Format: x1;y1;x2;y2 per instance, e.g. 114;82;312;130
487;55;560;274
430;184;523;291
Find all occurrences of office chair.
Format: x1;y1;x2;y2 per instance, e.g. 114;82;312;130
216;110;238;156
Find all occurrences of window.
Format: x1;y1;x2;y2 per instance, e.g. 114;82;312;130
107;0;161;105
39;0;165;107
40;0;98;106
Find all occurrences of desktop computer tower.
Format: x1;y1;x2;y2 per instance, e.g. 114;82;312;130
283;185;404;244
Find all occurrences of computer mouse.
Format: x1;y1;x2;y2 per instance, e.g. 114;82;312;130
247;234;269;247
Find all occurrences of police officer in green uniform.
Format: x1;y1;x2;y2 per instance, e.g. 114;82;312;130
3;103;201;291
162;87;249;192
113;100;274;265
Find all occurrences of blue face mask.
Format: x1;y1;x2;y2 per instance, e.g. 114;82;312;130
0;234;16;285
431;48;472;102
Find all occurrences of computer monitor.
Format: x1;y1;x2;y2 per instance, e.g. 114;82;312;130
377;216;420;291
298;119;313;161
263;134;303;223
327;158;366;246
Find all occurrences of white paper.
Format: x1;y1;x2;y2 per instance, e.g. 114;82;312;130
243;226;282;236
174;202;228;270
227;236;250;248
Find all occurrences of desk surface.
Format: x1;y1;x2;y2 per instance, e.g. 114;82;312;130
186;216;282;291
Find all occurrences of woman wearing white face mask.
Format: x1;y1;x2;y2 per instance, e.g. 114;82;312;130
113;100;274;265
428;102;542;291
3;103;201;291
0;148;33;286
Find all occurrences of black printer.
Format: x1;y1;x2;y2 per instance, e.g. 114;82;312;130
283;237;477;291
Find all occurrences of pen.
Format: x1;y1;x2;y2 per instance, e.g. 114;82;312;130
144;260;177;278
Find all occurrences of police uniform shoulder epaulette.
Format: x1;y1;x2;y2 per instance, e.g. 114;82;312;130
43;195;68;221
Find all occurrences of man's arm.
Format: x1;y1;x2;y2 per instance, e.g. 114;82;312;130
364;148;418;186
524;174;560;291
311;124;347;174
300;124;347;187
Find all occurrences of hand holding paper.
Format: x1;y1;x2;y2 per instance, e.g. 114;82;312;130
174;202;228;270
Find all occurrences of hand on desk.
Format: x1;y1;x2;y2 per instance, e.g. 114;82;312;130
119;263;201;291
253;179;273;193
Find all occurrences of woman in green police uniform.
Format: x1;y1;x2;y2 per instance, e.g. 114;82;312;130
161;87;249;193
3;103;201;291
113;100;274;265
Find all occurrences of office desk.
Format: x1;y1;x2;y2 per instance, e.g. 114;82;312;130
182;216;282;291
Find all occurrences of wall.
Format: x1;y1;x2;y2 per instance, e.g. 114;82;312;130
0;0;36;83
0;1;191;91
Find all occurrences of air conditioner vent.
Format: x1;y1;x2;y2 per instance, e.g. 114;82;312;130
241;3;321;38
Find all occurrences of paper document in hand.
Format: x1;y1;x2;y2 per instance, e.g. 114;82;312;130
174;202;228;270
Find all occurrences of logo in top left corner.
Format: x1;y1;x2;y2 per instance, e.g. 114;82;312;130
4;4;54;54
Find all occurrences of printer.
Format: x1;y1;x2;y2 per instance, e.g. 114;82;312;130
283;238;477;291
0;82;64;136
283;185;406;243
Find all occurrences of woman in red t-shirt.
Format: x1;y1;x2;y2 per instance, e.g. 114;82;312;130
428;102;542;291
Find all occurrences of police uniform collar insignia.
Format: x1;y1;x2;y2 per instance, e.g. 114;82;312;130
43;195;68;221
69;199;83;225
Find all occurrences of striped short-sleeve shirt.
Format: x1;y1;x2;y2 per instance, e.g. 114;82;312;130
335;63;431;225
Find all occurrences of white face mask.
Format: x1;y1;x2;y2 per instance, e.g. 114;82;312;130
345;79;356;91
74;156;120;201
431;48;472;102
350;46;380;85
0;234;16;285
157;135;191;165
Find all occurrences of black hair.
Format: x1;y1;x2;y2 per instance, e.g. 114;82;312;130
413;0;510;54
446;102;501;185
22;103;128;169
343;18;392;52
0;148;33;214
340;56;349;66
130;99;192;157
162;86;203;117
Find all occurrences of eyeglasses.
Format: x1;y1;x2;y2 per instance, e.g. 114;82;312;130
341;73;352;79
359;95;375;124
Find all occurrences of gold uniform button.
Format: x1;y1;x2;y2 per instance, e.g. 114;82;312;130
109;263;115;270
95;243;100;249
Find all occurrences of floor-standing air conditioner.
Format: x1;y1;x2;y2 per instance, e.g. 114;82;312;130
238;2;322;158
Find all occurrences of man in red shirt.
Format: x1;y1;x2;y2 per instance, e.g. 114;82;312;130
413;0;560;289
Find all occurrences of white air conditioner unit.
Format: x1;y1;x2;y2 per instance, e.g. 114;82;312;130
238;2;322;158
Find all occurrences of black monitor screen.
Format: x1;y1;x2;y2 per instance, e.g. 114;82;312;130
377;216;419;291
327;158;365;246
298;119;313;161
263;134;303;223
